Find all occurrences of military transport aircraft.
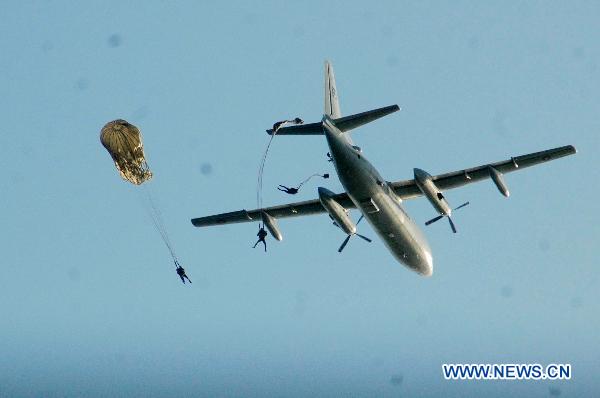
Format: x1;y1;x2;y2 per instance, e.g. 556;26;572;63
191;61;576;276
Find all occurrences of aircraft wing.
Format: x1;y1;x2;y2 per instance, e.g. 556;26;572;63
390;145;577;199
191;145;575;227
191;193;356;227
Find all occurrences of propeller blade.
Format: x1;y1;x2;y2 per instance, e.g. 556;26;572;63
356;214;364;225
425;214;444;226
448;217;457;233
338;235;352;253
355;233;372;243
454;201;470;211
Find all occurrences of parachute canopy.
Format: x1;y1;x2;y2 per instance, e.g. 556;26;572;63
100;119;152;185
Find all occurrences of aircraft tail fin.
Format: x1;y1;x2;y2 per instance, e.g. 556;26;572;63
265;61;399;135
324;60;341;119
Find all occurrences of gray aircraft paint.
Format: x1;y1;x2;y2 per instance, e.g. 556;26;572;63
322;112;433;275
191;61;576;277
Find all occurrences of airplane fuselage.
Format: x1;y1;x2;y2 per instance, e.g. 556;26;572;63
323;117;433;276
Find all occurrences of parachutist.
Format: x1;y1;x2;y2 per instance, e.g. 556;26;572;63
253;224;268;252
272;118;304;133
278;173;329;195
175;261;191;284
277;185;299;195
272;120;287;132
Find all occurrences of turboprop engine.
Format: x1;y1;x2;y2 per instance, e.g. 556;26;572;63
414;168;469;233
318;187;372;252
413;168;452;216
318;187;356;234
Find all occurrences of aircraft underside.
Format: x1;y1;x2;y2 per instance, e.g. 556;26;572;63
190;61;576;277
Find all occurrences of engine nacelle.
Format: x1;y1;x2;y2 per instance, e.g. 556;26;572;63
261;211;283;241
413;168;452;216
318;187;356;235
488;166;510;197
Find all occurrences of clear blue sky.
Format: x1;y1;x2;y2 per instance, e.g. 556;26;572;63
1;1;598;397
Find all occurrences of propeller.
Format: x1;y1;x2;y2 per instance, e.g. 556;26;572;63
425;201;470;234
454;201;470;211
337;215;372;253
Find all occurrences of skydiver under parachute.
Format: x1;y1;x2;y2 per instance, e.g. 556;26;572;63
175;260;192;284
100;119;192;285
252;224;268;252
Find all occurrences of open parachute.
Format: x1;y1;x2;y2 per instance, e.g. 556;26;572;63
100;119;152;185
100;119;188;284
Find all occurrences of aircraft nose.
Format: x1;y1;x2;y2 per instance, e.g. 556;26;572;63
399;249;433;276
418;250;433;277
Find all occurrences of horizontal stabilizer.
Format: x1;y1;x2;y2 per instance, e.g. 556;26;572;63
334;104;399;132
267;122;324;135
266;104;399;135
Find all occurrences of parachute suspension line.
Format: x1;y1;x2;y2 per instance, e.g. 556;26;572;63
144;193;173;257
256;118;304;210
139;185;178;263
144;189;172;251
256;129;278;210
296;173;329;190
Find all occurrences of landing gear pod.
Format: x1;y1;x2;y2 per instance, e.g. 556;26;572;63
488;166;510;197
261;211;283;241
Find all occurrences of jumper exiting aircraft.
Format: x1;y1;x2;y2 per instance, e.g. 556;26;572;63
191;61;576;276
